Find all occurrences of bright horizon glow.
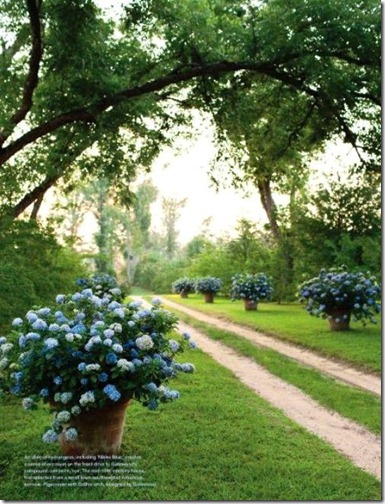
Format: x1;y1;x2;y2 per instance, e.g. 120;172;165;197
142;124;269;245
40;114;358;252
143;116;358;246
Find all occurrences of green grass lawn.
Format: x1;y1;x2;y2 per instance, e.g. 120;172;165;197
166;307;381;435
130;286;154;296
164;294;382;374
0;349;380;501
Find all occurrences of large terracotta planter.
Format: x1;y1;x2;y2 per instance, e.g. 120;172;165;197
326;309;351;331
59;399;131;456
243;298;257;311
203;292;214;303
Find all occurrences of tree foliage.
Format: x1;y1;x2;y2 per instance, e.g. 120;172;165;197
0;0;380;219
290;175;381;278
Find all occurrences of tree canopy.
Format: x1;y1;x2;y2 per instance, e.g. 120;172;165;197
0;0;380;218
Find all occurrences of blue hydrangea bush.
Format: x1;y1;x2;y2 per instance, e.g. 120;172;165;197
0;285;196;445
195;277;223;294
230;273;273;303
171;277;196;296
298;268;381;325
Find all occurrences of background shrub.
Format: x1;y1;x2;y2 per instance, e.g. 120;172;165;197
0;220;88;332
134;253;189;293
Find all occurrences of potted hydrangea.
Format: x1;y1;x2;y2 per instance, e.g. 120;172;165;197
298;268;381;331
195;277;223;303
230;273;273;310
171;277;196;298
0;281;196;455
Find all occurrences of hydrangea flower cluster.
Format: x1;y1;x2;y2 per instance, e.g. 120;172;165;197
0;283;196;446
298;268;381;325
75;273;125;302
171;277;196;296
195;277;223;294
230;273;273;303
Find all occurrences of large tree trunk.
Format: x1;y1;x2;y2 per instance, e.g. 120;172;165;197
29;194;44;220
257;178;281;241
125;229;134;285
257;177;293;303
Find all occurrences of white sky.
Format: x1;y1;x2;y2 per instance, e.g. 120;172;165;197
145;127;268;244
142;120;357;246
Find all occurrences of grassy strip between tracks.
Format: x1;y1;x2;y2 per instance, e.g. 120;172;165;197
159;302;381;436
163;294;381;374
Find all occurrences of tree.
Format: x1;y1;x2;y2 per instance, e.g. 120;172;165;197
161;197;187;259
226;219;273;273
206;77;314;241
129;180;158;252
185;220;275;293
185;235;208;259
290;174;381;277
0;0;380;220
51;176;158;283
124;180;158;283
203;80;313;299
310;176;381;239
51;181;93;248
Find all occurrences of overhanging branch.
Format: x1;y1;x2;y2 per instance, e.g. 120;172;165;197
0;60;320;167
8;172;61;219
5;0;43;139
0;57;377;168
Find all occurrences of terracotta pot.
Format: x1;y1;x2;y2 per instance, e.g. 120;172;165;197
59;399;131;456
326;309;351;331
203;292;214;303
244;298;258;311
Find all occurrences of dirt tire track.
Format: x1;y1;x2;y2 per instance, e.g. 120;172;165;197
135;297;381;479
161;298;381;396
177;319;381;481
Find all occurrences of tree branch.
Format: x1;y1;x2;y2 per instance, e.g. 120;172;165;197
11;0;43;123
318;50;380;68
0;23;29;59
29;193;44;220
3;126;92;220
0;109;95;165
0;1;43;145
283;100;318;154
1;54;375;168
8;172;61;219
353;91;381;107
0;0;43;146
0;59;322;167
335;114;367;166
